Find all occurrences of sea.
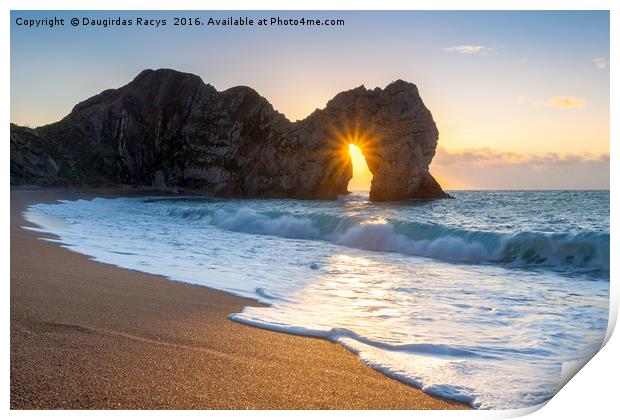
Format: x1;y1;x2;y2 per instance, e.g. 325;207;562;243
24;190;610;409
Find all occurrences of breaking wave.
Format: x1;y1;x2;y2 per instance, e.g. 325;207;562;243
165;206;609;273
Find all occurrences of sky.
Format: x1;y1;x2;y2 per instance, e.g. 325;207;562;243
10;11;610;189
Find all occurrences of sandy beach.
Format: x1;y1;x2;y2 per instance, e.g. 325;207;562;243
10;188;469;409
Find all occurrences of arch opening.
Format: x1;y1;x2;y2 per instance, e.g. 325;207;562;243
347;143;373;193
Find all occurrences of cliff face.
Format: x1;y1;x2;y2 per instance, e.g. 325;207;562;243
10;68;449;201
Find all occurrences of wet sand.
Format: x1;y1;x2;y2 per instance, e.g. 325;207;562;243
10;188;470;409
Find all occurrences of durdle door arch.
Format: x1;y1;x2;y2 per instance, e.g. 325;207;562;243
10;69;450;201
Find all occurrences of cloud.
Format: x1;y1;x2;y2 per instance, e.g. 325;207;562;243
593;57;608;70
444;45;494;55
534;96;586;109
434;148;608;167
431;148;609;190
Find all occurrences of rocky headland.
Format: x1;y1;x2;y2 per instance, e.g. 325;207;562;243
10;68;449;201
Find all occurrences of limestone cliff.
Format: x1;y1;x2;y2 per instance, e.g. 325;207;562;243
10;68;449;200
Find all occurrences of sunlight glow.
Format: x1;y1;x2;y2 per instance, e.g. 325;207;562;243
323;119;378;193
427;168;476;190
348;144;373;191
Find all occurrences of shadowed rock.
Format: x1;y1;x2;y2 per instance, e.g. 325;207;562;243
10;68;450;201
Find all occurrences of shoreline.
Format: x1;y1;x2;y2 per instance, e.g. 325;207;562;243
10;187;470;409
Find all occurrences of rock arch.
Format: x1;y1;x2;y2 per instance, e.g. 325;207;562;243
289;79;449;200
10;69;450;201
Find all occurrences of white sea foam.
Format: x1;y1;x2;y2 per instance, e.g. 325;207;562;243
23;191;610;409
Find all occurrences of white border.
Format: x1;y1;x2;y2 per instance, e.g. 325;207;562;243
3;1;617;419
